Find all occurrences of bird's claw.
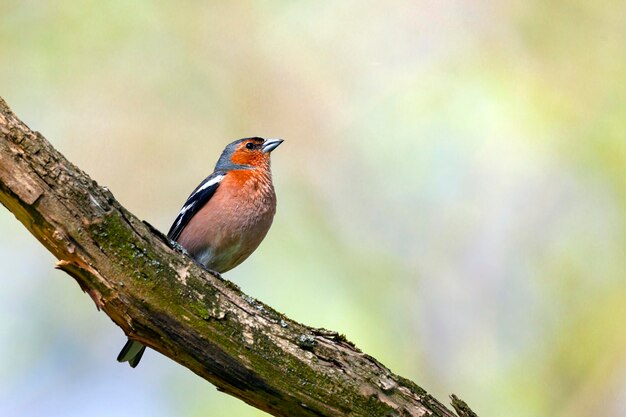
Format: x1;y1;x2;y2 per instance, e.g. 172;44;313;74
170;240;222;278
205;268;223;279
170;240;191;256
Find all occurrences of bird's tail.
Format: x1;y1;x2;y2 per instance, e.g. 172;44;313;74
117;339;147;368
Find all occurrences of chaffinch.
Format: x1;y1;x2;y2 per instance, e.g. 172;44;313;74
117;137;284;367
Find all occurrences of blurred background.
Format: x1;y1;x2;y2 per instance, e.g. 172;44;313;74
1;1;625;416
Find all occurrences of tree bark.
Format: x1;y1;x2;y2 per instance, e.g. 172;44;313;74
0;97;473;417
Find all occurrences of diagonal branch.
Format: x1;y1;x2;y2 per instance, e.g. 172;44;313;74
0;97;473;417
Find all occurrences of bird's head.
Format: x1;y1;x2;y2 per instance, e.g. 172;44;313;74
215;137;284;171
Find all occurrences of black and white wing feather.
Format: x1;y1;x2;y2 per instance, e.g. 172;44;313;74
167;172;226;241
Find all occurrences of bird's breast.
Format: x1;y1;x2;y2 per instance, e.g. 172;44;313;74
177;169;277;273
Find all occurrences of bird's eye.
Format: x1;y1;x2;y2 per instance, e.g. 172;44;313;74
246;142;254;150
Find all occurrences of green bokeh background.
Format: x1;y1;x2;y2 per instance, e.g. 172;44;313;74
1;2;625;416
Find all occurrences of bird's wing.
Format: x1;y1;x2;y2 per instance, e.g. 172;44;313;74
167;171;226;241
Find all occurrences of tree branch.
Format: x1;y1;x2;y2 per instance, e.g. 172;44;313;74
0;97;472;417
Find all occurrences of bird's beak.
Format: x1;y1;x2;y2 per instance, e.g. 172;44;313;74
262;138;284;153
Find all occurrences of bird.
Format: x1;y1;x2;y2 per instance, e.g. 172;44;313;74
117;137;284;368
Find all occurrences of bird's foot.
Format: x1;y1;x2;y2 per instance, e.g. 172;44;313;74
170;240;191;257
168;240;222;279
205;268;223;280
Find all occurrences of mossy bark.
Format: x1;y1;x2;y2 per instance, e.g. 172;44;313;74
0;97;471;417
